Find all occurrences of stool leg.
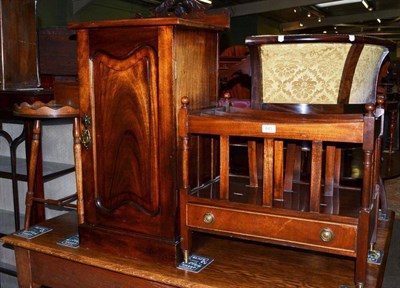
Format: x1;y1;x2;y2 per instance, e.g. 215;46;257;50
73;117;84;224
24;120;41;230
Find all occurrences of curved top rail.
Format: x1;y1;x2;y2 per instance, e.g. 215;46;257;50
245;34;396;49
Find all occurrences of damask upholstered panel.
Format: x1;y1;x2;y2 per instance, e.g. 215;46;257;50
259;43;350;104
246;35;392;106
350;44;387;103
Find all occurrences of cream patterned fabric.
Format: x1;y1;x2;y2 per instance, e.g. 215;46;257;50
350;45;386;103
260;43;385;104
260;43;350;104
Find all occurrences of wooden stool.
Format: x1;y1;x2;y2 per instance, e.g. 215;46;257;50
14;101;83;229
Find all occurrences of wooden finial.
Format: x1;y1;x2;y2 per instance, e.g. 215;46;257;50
181;96;190;108
376;94;385;109
223;92;231;111
365;103;375;116
223;91;231;101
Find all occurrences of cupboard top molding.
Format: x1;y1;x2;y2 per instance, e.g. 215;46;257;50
68;14;230;31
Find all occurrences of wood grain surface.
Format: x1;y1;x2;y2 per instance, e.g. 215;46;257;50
2;211;393;288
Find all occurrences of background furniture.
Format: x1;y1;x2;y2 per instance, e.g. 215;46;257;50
0;0;39;90
0;12;79;236
218;45;251;100
0;7;78;281
68;14;229;264
0;0;41;238
13;100;83;229
0;91;78;282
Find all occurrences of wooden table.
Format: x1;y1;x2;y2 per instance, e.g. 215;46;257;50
1;211;394;288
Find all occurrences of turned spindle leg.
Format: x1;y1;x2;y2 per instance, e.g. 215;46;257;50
24;120;41;230
73;117;84;224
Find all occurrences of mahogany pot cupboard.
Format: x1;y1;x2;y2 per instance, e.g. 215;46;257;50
67;15;229;264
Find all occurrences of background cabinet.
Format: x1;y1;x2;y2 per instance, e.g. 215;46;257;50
69;15;228;264
0;0;39;90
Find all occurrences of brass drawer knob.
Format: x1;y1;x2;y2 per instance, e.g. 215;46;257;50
203;212;215;224
320;228;334;242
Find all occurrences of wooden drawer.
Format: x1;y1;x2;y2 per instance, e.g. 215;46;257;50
186;204;358;257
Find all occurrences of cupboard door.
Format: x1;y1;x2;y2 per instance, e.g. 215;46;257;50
91;45;163;234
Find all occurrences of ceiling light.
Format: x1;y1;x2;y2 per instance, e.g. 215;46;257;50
299;22;304;27
318;17;322;22
316;0;361;8
377;18;381;23
198;0;212;4
361;0;369;9
307;11;311;17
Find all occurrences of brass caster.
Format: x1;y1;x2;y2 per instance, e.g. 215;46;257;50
183;250;189;263
369;242;375;252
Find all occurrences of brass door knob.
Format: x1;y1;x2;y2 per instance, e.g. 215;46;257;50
320;228;334;242
203;212;215;224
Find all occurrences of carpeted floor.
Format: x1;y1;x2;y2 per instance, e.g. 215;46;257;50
382;175;400;288
385;176;400;219
382;219;400;288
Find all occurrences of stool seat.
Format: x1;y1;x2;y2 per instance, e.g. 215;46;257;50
13;100;83;230
14;100;79;119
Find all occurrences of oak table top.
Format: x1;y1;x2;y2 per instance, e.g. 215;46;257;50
1;211;394;288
